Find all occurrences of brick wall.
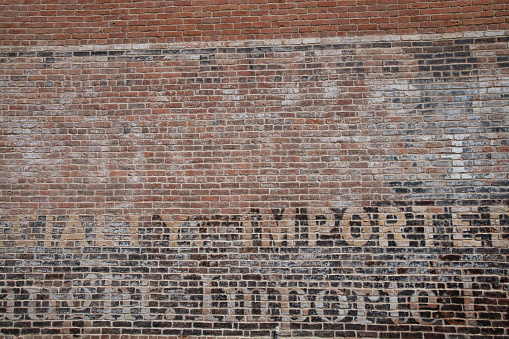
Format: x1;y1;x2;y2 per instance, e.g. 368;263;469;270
1;2;509;338
1;0;509;46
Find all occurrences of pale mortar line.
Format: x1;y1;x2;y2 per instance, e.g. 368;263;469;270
1;30;508;54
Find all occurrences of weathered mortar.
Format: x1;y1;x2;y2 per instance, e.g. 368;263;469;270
1;1;509;337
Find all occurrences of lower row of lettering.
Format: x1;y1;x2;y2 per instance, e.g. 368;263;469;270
0;286;479;326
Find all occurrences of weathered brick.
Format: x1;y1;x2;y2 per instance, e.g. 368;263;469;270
0;2;508;338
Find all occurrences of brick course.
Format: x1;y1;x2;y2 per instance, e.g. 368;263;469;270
1;2;509;338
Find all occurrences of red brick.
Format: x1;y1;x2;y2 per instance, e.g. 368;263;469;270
1;0;504;46
317;1;336;6
0;2;508;338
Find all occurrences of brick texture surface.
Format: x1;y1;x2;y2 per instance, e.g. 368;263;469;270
1;2;509;339
1;0;508;46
